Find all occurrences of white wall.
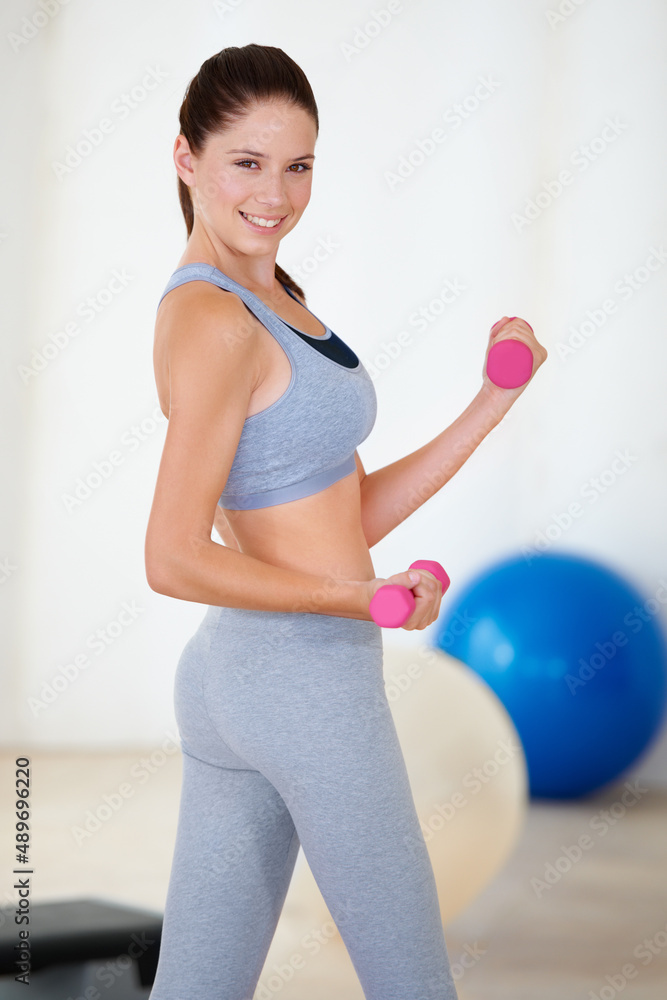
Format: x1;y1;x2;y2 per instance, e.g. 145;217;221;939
2;0;666;785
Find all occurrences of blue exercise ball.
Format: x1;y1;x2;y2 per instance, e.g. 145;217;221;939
435;551;667;799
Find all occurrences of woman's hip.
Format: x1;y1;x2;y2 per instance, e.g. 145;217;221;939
196;604;383;683
175;603;386;763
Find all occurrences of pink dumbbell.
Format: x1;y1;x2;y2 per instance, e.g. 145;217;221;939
369;560;451;628
486;338;533;389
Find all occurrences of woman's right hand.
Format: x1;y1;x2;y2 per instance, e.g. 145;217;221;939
365;567;444;630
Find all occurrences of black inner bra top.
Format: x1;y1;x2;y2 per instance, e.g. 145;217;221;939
283;322;359;369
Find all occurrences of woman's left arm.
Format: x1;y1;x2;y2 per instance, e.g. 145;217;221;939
358;316;547;548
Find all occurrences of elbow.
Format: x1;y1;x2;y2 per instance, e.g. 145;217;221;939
145;557;176;597
145;532;214;598
145;538;184;597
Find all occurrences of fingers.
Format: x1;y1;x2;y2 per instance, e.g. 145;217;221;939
505;316;535;335
408;568;440;595
403;569;443;630
487;316;547;376
490;316;509;338
491;315;534;338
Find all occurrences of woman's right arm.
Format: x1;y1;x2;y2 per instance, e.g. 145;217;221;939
144;289;372;619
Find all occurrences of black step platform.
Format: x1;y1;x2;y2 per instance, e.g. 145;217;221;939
0;897;163;998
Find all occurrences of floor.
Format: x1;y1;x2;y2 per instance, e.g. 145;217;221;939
1;746;664;999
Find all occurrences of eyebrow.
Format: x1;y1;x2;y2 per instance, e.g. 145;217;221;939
226;149;316;161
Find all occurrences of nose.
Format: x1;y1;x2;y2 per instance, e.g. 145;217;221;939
254;169;288;207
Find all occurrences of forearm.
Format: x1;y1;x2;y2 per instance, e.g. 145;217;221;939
148;538;372;620
360;385;512;546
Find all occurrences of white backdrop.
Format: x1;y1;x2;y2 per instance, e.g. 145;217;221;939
2;0;666;785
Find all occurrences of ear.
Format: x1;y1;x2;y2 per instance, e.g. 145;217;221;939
174;134;195;188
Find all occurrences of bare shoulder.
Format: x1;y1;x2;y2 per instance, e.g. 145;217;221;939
145;280;263;576
158;279;258;354
154;280;261;413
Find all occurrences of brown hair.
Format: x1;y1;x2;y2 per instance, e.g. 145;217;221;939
176;44;319;301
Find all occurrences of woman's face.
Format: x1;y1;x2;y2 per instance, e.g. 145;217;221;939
175;99;317;252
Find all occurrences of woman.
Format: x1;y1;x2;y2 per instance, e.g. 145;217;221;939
145;43;546;1000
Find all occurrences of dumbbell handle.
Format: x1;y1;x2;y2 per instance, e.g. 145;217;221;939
486;337;533;389
369;560;450;628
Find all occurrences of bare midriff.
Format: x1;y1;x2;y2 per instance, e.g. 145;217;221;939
154;274;377;594
221;472;376;585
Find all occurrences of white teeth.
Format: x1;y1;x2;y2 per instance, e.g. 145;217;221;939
241;212;281;228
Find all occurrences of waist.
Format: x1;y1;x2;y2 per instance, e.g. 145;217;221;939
201;603;381;643
219;468;375;583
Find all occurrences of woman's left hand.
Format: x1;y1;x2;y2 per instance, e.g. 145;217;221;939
481;315;548;405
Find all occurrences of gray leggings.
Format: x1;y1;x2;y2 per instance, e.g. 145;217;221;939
148;605;459;999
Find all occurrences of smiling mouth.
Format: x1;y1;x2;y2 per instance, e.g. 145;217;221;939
239;211;285;228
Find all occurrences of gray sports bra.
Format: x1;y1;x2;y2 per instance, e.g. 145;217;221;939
157;263;377;510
